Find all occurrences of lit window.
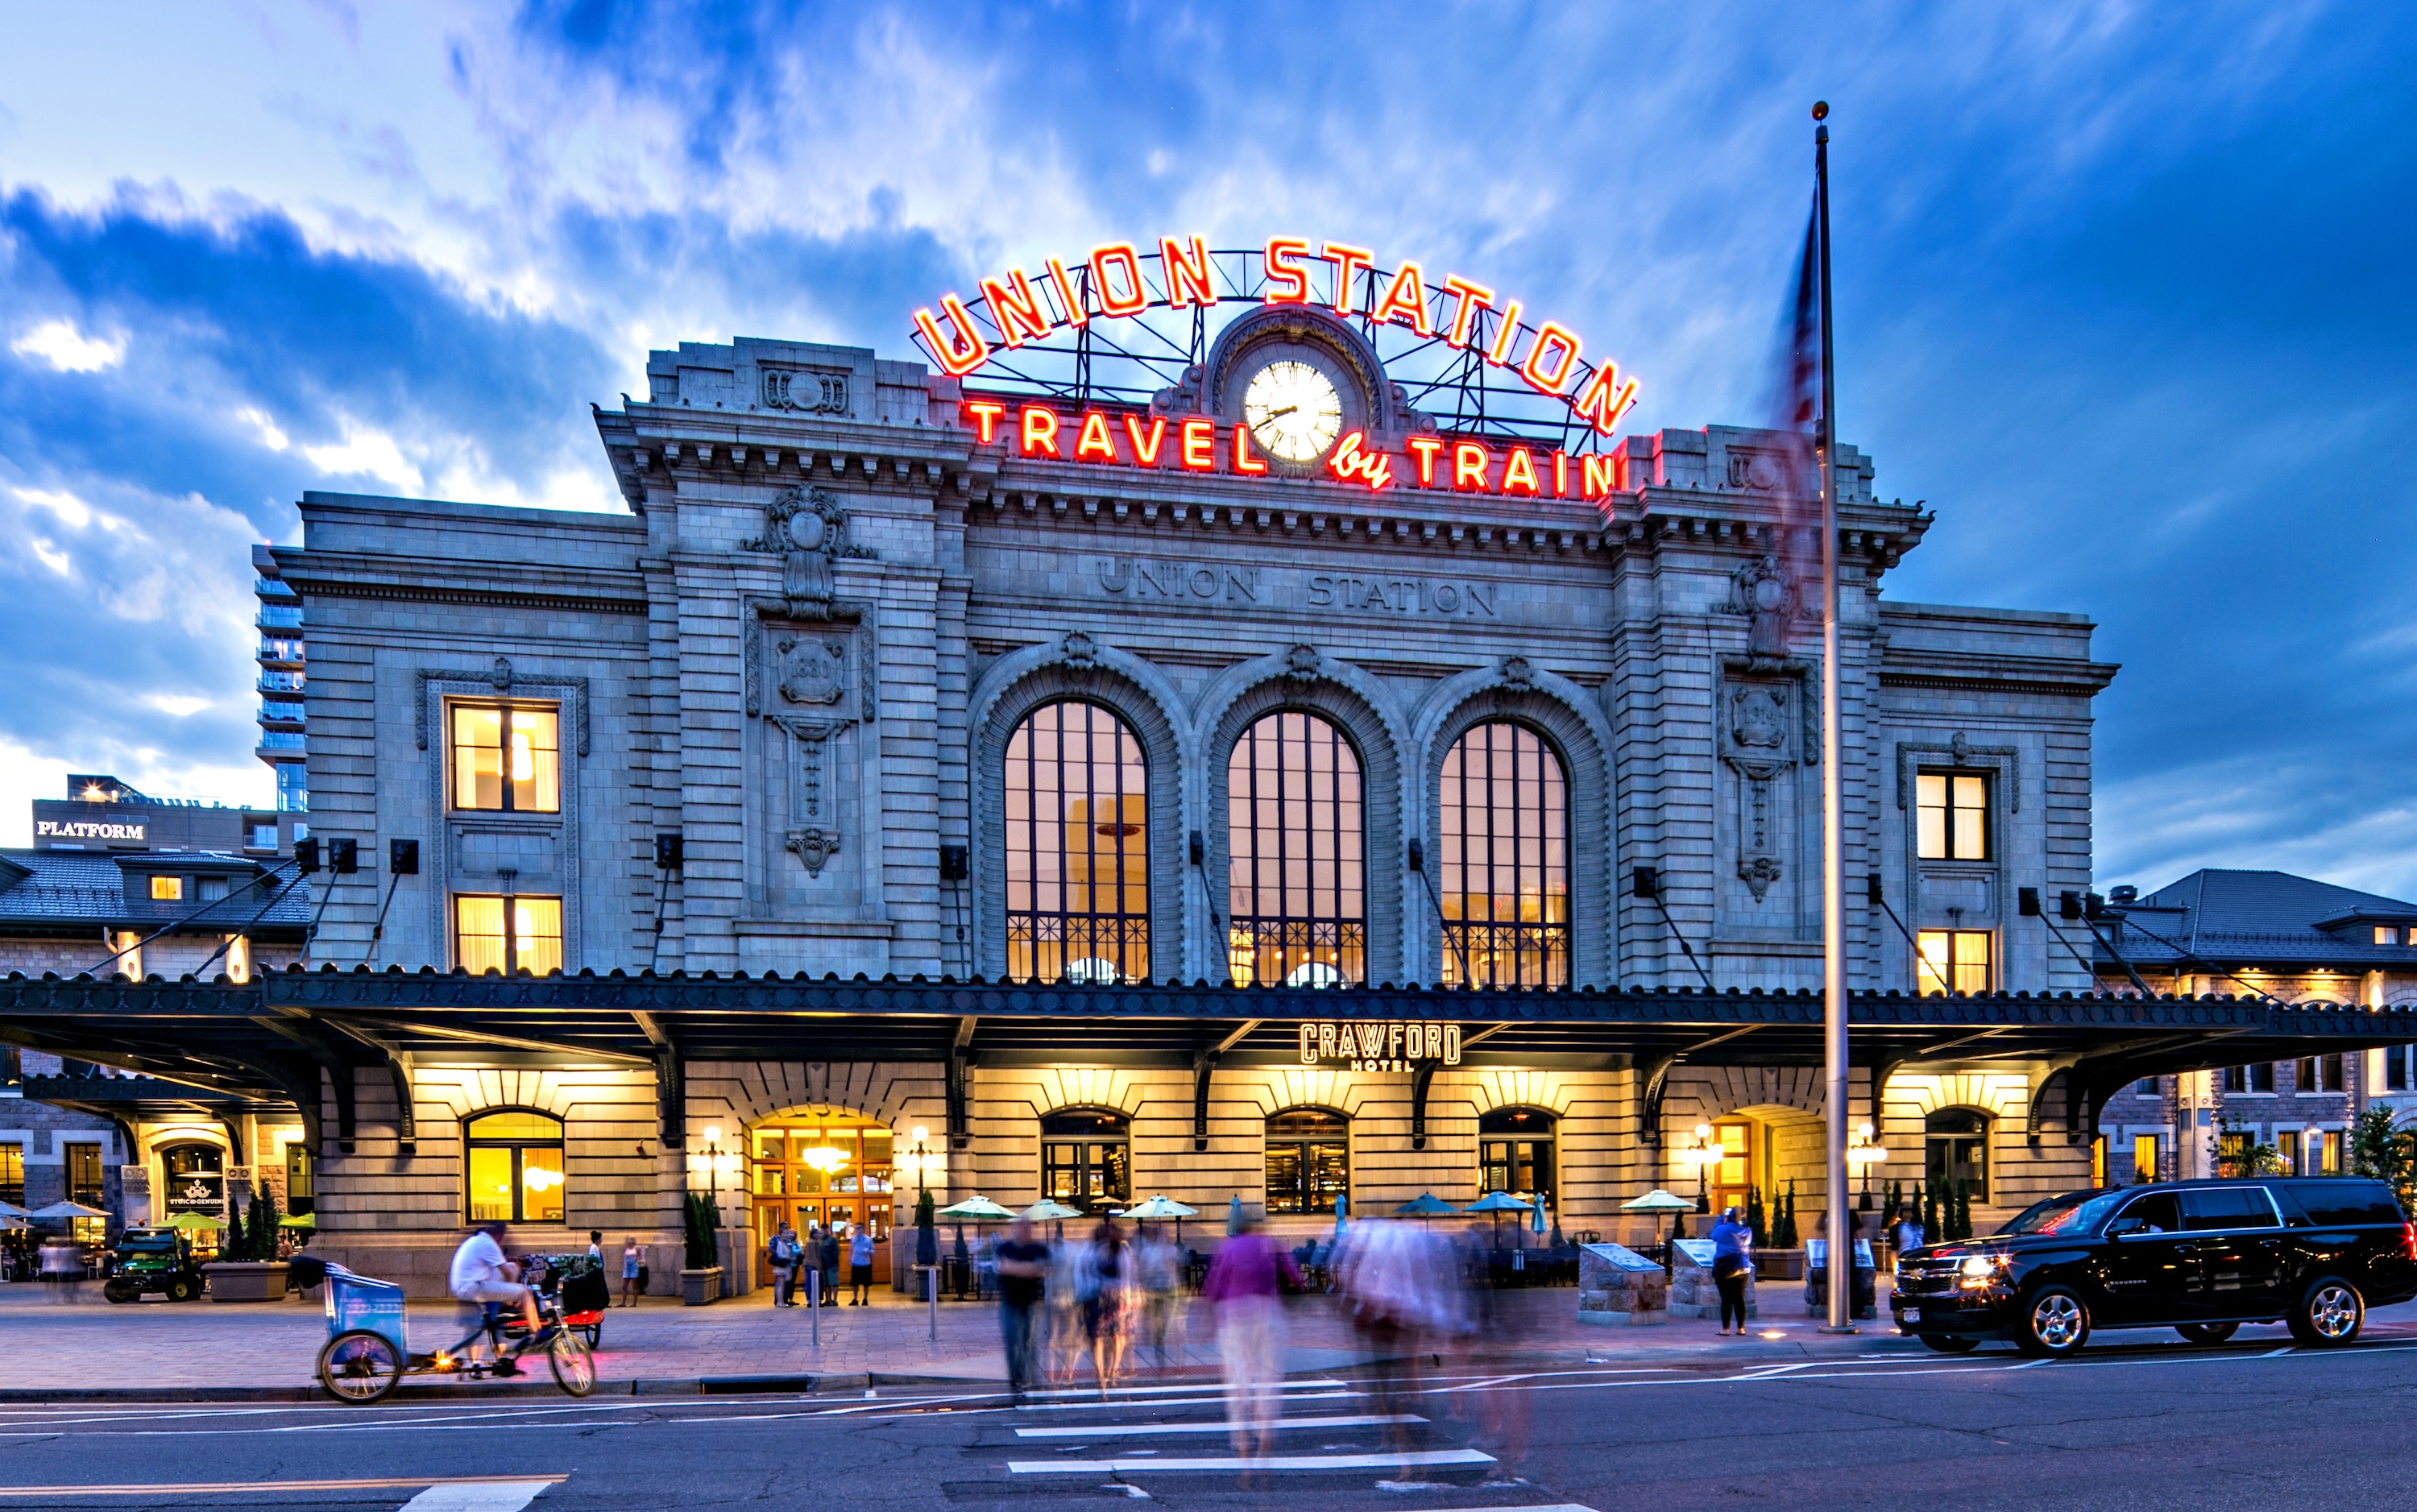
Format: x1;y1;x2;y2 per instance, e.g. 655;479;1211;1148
463;1109;565;1224
450;704;561;813
1478;1107;1557;1207
149;875;184;901
285;1141;314;1216
2129;1133;2159;1184
1439;723;1569;988
1915;929;1994;994
0;1143;21;1206
1004;702;1149;984
453;894;564;976
1039;1108;1131;1214
1914;772;1989;861
64;1143;103;1208
1264;1108;1349;1216
2376;926;2401;946
1228;712;1365;987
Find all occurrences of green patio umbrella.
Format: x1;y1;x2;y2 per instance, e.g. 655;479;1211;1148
162;1212;227;1231
1621;1188;1696;1272
279;1214;317;1228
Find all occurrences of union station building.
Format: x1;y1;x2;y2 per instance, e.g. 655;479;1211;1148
8;255;2415;1294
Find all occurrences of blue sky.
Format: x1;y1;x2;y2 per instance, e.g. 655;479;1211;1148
1;2;2411;897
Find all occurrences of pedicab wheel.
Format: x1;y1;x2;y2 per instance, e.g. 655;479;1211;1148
318;1329;404;1403
581;1319;603;1350
549;1330;596;1397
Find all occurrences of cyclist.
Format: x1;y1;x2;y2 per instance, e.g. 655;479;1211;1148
448;1220;550;1373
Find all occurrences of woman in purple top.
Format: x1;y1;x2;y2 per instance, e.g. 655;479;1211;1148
1202;1212;1304;1474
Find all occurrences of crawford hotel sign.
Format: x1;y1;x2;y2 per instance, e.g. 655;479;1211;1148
171;220;2126;1290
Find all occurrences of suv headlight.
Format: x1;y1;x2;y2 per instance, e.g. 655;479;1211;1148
1957;1253;2004;1287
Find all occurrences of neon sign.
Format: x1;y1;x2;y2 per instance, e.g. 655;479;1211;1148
963;397;1631;500
914;236;1640;437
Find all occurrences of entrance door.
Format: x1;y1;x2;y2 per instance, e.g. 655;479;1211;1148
1709;1121;1755;1218
748;1110;896;1290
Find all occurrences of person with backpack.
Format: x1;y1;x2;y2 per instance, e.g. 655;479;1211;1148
818;1223;842;1307
767;1220;802;1307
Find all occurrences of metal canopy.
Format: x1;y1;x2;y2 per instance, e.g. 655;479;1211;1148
6;969;2415;1116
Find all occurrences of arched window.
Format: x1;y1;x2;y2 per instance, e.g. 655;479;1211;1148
1039;1108;1131;1214
1478;1106;1557;1207
161;1142;227;1225
465;1109;565;1224
1926;1108;1989;1201
1228;712;1365;987
1265;1107;1349;1215
1005;702;1150;984
1439;723;1569;987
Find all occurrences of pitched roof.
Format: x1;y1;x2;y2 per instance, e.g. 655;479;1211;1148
0;850;313;934
2104;868;2417;970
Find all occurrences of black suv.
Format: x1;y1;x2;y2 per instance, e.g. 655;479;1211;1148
1892;1177;2417;1357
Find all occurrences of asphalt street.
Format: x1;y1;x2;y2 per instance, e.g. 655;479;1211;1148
0;1332;2411;1510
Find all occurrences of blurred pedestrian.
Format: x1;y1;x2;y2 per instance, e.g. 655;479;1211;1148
995;1215;1051;1397
1335;1220;1457;1482
1133;1222;1185;1372
1202;1209;1301;1481
1080;1219;1131;1394
818;1223;841;1307
620;1236;643;1307
1892;1204;1924;1257
848;1223;876;1305
767;1220;801;1307
1710;1204;1752;1336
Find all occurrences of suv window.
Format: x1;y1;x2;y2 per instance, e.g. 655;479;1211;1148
2108;1191;2179;1235
2282;1179;2403;1227
2179;1187;2281;1231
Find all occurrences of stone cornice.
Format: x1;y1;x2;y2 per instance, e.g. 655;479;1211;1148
280;553;649;618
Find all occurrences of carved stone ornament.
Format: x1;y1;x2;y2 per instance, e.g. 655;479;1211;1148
787;827;841;877
777;636;848;706
744;485;872;620
1738;853;1784;901
1500;656;1535;690
1059;631;1099;669
488;655;514;690
1283;644;1321;681
1725;555;1800;659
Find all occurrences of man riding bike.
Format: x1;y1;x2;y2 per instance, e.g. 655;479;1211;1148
447;1220;551;1373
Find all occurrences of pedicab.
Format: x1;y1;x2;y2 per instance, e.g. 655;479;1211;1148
531;1252;612;1349
296;1255;596;1403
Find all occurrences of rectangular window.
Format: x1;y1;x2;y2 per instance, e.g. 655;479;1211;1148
450;704;561;813
1914;772;1990;861
2224;1063;2275;1094
0;1142;22;1206
285;1141;314;1216
2222;1066;2244;1093
1915;930;1994;995
2134;1075;2160;1096
2392;1046;2412;1093
2295;1054;2346;1094
2129;1133;2158;1183
64;1142;103;1207
2377;926;2402;946
452;894;564;976
2278;1129;2302;1174
149;876;184;901
2320;1129;2344;1174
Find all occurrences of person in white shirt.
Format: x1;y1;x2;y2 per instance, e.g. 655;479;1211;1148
449;1221;542;1354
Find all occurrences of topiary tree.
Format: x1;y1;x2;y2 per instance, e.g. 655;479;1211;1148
1746;1185;1767;1249
1921;1180;1938;1241
682;1190;723;1270
248;1182;280;1262
1774;1180;1799;1249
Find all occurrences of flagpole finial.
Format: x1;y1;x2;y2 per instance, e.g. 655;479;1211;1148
1811;101;1828;121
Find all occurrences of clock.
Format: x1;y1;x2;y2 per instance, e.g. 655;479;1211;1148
1242;359;1344;464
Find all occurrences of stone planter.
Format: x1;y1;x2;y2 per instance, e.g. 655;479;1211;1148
1758;1248;1805;1282
681;1266;721;1307
202;1261;290;1303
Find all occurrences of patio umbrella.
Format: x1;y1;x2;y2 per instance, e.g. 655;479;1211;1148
1122;1194;1198;1244
1228;1195;1245;1237
162;1212;227;1232
1395;1192;1462;1223
1466;1190;1532;1245
1020;1198;1083;1244
27;1201;110;1221
0;1199;27;1219
1620;1188;1696;1272
279;1215;317;1228
935;1195;1017;1220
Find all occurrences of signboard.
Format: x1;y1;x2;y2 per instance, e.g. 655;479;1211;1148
1582;1241;1662;1274
35;819;146;843
1297;1020;1463;1073
1804;1238;1876;1269
1671;1237;1716;1269
165;1172;224;1217
119;1166;151;1227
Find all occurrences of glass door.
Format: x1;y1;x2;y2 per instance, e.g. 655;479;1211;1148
1710;1121;1755;1219
748;1111;895;1289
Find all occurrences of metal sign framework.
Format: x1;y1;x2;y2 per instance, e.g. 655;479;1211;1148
907;246;1625;455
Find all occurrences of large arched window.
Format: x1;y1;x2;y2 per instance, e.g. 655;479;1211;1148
1265;1107;1349;1215
1039;1108;1131;1214
464;1109;565;1224
1005;702;1150;984
1439;722;1569;987
1478;1106;1557;1207
1926;1108;1989;1201
1228;712;1365;987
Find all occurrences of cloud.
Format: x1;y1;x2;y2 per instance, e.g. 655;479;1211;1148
10;318;126;372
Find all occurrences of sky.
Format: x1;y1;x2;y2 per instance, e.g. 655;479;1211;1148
0;2;2411;896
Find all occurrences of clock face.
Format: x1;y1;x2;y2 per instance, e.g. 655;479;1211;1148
1242;360;1344;463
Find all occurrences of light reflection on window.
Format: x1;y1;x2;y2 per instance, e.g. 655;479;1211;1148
1004;702;1149;984
1227;712;1364;988
1439;722;1569;987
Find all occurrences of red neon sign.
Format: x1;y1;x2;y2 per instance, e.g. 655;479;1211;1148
913;236;1640;435
964;399;1623;502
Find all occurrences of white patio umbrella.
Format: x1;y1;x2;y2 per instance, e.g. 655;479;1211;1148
1122;1194;1199;1243
27;1201;108;1220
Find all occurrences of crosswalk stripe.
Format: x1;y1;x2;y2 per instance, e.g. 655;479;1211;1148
1010;1448;1495;1474
1018;1390;1358;1412
400;1484;557;1512
0;1475;568;1498
1015;1413;1424;1439
1018;1378;1345;1399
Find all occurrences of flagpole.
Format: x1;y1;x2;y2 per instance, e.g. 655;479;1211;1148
1813;100;1854;1334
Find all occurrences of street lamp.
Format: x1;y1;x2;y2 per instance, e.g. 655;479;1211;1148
1689;1123;1726;1214
1847;1121;1888;1212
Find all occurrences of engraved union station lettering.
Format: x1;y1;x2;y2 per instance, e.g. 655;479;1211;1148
1308;574;1496;616
1097;557;1261;603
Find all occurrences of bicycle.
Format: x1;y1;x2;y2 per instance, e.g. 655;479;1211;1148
298;1257;596;1404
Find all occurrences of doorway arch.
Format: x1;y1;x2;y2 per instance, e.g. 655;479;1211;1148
747;1106;896;1290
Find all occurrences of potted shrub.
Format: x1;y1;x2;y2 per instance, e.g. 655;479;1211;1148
203;1184;290;1303
680;1190;723;1306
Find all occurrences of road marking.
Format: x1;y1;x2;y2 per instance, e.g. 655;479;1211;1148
1016;1414;1424;1439
1018;1390;1361;1413
401;1485;558;1512
1020;1378;1346;1399
0;1474;567;1499
1011;1448;1495;1474
2010;1359;2050;1369
2263;1346;2295;1357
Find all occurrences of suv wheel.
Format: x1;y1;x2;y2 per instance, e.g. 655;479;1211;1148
2015;1286;2091;1358
2176;1322;2239;1345
2287;1277;2363;1347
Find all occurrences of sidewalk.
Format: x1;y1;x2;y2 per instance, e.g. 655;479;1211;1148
12;1281;2402;1402
0;1279;1934;1401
